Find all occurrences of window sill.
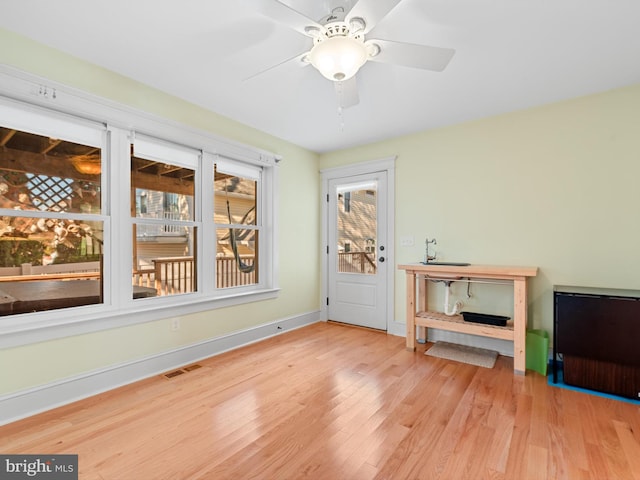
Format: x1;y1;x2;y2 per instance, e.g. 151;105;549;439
0;287;281;349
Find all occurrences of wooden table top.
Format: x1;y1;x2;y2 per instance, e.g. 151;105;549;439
398;263;538;279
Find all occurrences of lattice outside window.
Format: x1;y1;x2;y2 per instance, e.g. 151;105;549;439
26;174;74;212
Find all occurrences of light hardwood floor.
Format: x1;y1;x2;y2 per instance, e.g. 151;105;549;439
2;322;639;479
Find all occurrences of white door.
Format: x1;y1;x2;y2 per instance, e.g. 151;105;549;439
328;172;387;330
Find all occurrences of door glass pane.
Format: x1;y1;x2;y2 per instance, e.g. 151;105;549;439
336;181;377;275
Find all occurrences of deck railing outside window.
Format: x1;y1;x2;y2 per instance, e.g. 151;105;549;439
337;251;377;274
132;256;256;293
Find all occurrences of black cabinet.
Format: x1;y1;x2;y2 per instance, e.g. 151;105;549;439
553;285;640;399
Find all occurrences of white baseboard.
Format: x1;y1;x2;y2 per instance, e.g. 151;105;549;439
0;311;320;426
387;320;406;338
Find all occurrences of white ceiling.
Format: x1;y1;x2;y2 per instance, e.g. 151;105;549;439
2;0;640;153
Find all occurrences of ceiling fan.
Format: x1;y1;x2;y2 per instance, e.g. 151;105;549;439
245;0;455;108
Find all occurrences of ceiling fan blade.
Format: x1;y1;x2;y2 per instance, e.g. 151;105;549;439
346;0;403;34
366;39;455;72
245;0;323;37
334;77;359;108
243;51;310;81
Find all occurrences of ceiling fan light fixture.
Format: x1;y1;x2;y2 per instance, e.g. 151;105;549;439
308;35;368;81
71;155;101;175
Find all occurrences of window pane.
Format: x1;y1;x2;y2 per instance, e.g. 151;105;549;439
132;224;196;298
336;186;377;275
214;163;259;289
0;123;105;317
214;168;256;226
0;126;102;213
216;228;257;288
131;156;194;221
0;218;104;316
131;152;196;298
134;187;193;221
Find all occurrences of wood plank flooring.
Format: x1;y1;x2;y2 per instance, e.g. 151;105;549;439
1;322;639;479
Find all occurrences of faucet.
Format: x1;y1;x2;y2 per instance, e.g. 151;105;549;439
425;237;437;263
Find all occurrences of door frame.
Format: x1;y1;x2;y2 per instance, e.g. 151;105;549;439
320;157;396;330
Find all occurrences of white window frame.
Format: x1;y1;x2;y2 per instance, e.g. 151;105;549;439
0;98;112;319
131;134;201;299
213;155;265;294
0;66;280;348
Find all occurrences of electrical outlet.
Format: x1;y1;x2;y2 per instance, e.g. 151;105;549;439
170;318;181;331
400;236;414;247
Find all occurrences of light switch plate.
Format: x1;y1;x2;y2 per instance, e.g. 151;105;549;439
400;236;414;247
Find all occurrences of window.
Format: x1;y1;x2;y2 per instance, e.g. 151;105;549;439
365;238;375;253
214;158;261;289
131;136;199;298
0;74;278;343
343;191;351;213
0;102;106;316
335;181;377;275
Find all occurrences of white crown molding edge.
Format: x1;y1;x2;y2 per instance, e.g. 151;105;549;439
0;64;280;165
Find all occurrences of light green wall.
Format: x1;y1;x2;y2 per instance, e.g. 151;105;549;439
0;28;321;394
320;83;640;334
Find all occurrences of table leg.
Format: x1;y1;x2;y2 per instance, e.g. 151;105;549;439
406;271;416;351
513;277;527;375
417;276;427;343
